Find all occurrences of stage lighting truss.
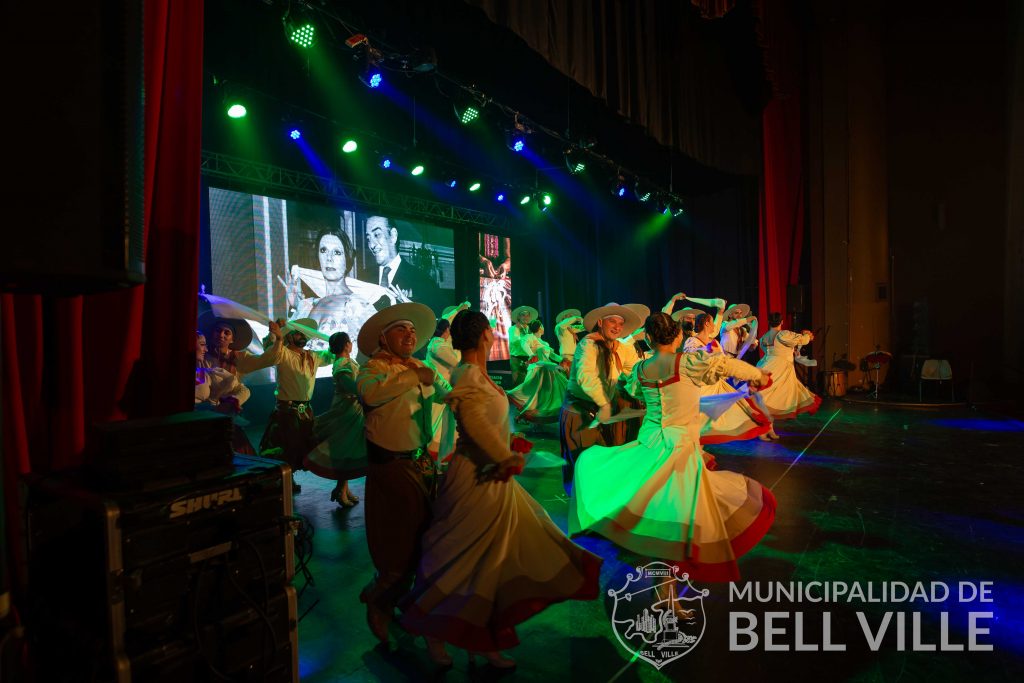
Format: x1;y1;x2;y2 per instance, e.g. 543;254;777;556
282;6;318;48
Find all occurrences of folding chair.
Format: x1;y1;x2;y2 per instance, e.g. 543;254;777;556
919;359;953;402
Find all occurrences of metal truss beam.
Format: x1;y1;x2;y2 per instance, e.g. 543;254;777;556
201;150;509;231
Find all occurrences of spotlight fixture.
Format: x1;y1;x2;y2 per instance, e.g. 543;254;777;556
359;46;385;89
468;182;482;192
378;155;393;169
495;191;506;202
226;103;247;119
507;133;525;153
360;67;383;89
453;92;483;125
655;195;670;215
518;193;532;205
506;115;532;153
411;164;425;176
564;148;586;174
445;177;458;188
634;179;652;202
341;139;358;153
289;128;302;140
282;7;317;48
611;173;628;198
535;192;553;212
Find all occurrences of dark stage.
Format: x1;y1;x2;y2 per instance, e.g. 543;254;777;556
277;400;1024;682
3;1;1022;681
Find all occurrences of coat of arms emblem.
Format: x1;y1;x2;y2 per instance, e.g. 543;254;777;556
608;562;708;669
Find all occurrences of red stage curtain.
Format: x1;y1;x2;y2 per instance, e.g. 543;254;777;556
757;0;804;327
2;0;203;593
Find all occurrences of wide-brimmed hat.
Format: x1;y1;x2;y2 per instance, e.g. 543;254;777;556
671;307;702;323
624;303;651;323
724;303;751;320
555;308;581;324
199;312;253;351
582;303;642;337
511;305;539;323
358;302;436;356
282;317;318;337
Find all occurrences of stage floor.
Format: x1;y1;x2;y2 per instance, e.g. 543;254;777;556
255;399;1024;682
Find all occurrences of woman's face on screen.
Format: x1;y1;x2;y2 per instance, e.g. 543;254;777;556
319;235;347;281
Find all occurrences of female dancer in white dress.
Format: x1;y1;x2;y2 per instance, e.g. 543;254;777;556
304;332;366;507
401;310;602;667
570;312;776;582
507;319;567;423
424;303;468;458
685;312;772;444
756;312;822;419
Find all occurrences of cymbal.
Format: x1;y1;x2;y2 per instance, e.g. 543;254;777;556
865;351;892;364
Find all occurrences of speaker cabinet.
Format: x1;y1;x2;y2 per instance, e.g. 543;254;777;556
2;0;145;294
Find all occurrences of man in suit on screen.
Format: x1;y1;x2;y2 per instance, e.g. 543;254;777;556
364;215;445;315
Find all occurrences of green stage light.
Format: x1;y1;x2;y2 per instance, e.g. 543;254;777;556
341;139;358;153
283;7;317;49
227;103;247;118
411;164;425;176
519;194;531;205
469;182;481;192
289;23;315;48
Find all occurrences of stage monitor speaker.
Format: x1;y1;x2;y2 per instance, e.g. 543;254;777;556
787;284;806;314
2;0;145;295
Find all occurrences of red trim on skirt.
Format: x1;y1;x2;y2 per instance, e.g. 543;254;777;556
670;485;777;583
700;421;771;445
772;393;822;420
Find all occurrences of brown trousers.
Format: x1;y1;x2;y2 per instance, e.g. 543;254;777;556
361;451;435;612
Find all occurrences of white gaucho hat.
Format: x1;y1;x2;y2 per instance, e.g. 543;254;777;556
724;303;751;320
582;303;642;337
511;305;539;323
555;308;581;324
358;302;436;356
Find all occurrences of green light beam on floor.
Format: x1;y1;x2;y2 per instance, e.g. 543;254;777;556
607;650;642;682
769;408;843;491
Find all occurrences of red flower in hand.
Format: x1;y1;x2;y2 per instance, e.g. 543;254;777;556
496;454;526;482
511;435;533;454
